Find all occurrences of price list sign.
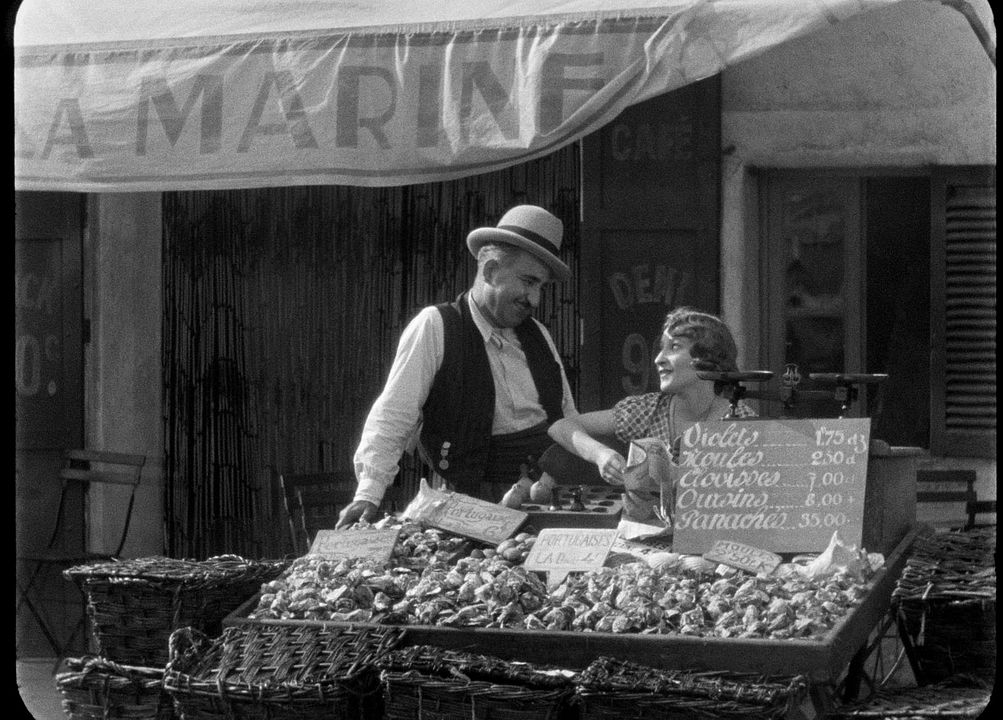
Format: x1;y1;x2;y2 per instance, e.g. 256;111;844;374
672;418;870;555
309;527;401;562
428;493;528;545
524;528;619;587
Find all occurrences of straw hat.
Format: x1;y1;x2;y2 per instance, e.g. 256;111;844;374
466;205;571;281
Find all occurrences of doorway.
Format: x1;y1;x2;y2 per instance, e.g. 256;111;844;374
15;191;86;656
762;172;931;447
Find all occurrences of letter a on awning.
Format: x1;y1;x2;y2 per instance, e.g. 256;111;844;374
15;0;906;191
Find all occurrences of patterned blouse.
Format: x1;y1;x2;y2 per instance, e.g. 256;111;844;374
612;392;757;448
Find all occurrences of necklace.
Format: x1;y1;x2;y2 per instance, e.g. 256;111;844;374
669;394;721;444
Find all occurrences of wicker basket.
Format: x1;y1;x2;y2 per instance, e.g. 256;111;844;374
827;677;992;718
64;555;289;667
55;656;174;720
574;656;809;720
892;528;996;684
378;645;578;720
163;623;404;720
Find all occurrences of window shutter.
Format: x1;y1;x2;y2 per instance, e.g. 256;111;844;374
931;168;996;457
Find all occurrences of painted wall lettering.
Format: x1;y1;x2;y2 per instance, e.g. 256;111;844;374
609;117;693;162
607;263;694;393
608;264;691;309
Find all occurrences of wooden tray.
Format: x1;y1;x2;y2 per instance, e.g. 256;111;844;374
224;526;921;685
523;485;623;529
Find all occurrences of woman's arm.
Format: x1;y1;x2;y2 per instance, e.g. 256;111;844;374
548;409;626;484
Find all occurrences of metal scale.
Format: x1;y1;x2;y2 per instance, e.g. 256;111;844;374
694;366;889;419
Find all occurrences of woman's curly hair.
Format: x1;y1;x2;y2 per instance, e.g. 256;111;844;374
662;307;739;394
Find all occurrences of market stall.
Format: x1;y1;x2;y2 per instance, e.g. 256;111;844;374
56;421;994;717
23;2;993;719
58;378;996;719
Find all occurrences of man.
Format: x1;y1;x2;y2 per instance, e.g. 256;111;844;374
336;205;577;528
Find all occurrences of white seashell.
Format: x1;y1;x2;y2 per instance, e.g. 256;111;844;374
680;555;716;574
645;551;681;571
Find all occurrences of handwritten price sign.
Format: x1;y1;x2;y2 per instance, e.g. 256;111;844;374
524;528;619;587
703;539;782;575
309;527;401;562
672;418;870;554
427;493;527;545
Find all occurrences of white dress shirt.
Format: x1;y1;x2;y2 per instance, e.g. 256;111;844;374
352;294;576;505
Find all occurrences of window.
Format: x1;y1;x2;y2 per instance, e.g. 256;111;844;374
762;168;996;457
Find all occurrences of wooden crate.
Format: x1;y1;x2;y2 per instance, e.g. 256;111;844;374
224;528;919;688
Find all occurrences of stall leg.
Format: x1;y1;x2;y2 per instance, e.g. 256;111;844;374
841;646;867;702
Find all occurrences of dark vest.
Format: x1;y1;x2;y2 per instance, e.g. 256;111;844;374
419;292;564;486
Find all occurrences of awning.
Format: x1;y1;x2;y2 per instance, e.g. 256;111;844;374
12;0;925;191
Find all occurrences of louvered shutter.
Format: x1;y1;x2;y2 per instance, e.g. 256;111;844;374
931;168;996;457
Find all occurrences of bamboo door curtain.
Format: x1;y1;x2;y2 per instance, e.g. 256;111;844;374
14;0;912;193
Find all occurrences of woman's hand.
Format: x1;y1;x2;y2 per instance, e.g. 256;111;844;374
594;447;626;486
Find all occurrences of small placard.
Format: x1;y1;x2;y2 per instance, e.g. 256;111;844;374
524;528;619;586
672;418;870;554
427;493;527;545
703;539;782;575
308;527;401;562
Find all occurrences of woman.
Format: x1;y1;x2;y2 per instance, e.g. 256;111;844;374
548;307;756;488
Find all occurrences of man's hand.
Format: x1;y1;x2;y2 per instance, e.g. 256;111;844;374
335;500;379;529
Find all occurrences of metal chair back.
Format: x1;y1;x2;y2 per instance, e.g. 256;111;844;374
17;449;146;660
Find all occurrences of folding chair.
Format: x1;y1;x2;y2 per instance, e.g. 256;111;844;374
916;469;987;531
278;472;359;556
278;471;404;556
965;499;996;530
16;449;146;662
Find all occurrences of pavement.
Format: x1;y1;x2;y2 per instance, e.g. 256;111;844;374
15;658;66;720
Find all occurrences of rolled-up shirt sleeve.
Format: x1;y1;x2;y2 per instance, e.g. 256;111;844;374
352;307;443;505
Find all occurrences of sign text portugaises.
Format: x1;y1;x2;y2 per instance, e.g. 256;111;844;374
428;494;527;545
523;528;619;586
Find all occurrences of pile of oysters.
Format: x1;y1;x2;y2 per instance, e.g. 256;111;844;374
249;521;876;640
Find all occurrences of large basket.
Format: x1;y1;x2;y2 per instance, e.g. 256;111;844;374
55;656;174;720
827;676;992;718
163;623;404;720
574;656;809;720
65;555;289;667
378;644;578;720
892;528;996;684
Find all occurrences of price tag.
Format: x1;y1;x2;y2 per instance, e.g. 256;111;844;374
672;418;870;554
523;528;619;587
427;493;527;545
703;539;782;575
308;527;401;562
